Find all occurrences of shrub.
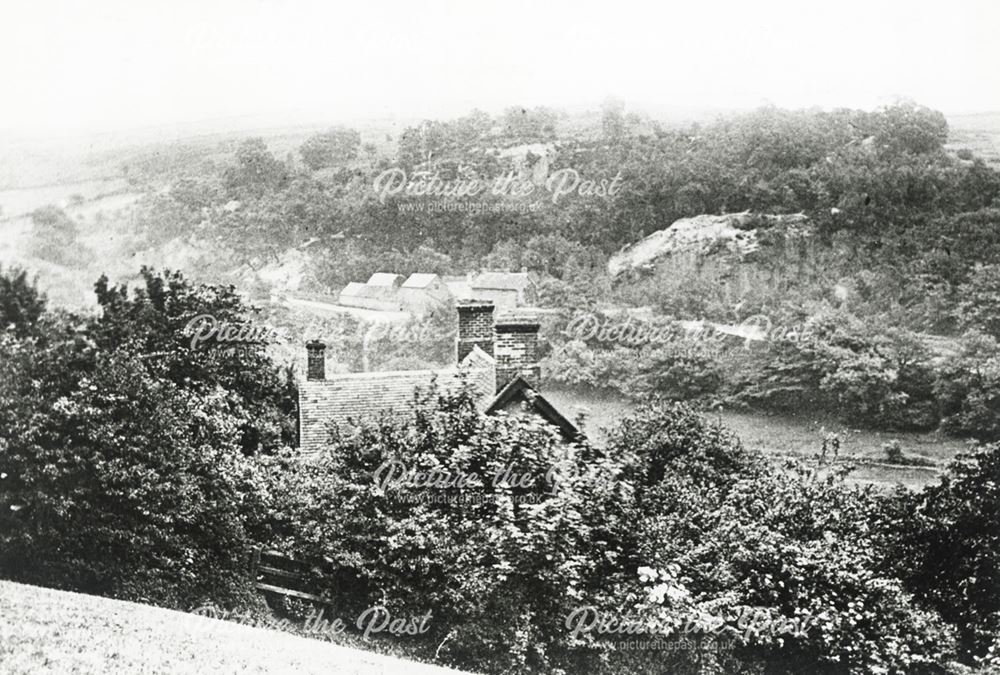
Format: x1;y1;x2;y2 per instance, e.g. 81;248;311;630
29;205;91;267
0;265;47;338
91;268;299;454
882;442;1000;663
0;346;267;609
633;341;726;402
733;311;941;431
622;467;958;674
958;264;1000;339
261;385;619;673
0;269;294;609
542;339;640;394
883;440;904;463
605;401;764;491
300;127;361;171
256;395;970;673
583;404;957;673
936;332;1000;442
729;332;828;412
817;323;939;431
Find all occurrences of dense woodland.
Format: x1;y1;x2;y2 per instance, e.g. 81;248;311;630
103;102;1000;436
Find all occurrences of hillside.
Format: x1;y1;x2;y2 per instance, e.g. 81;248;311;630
0;580;470;675
947;111;1000;167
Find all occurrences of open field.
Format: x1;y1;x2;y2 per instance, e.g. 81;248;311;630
0;580;468;675
0;179;131;220
545;386;970;489
947;111;1000;167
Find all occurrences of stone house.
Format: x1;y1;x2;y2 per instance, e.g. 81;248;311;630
469;272;538;310
337;272;453;317
398;273;453;316
298;300;579;453
366;272;405;289
337;281;404;312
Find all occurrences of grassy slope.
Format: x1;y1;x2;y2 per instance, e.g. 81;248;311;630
0;580;470;675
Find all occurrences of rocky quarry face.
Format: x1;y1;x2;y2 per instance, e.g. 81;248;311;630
607;211;809;277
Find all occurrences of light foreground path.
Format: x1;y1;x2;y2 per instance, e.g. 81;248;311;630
0;580;473;674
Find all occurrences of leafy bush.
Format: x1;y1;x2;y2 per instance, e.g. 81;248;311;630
635;341;726;402
92;268;298;453
732;311;941;431
605;401;764;491
882;442;1000;665
577;404;957;674
0;344;268;609
883;440;905;463
300;127;361;171
0;265;46;338
541;339;640;394
815;320;938;430
935;332;1000;442
957;264;1000;339
261;395;968;673
729;331;829;412
0;268;294;609
261;384;616;673
29;205;91;267
620;467;957;674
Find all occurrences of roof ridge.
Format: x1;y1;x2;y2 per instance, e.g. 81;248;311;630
306;364;495;383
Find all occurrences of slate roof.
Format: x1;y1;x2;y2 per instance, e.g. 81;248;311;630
471;272;534;291
299;347;496;453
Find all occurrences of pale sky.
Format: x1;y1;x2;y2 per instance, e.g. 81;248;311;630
1;0;998;139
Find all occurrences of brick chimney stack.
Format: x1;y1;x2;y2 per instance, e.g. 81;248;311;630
306;340;326;381
456;300;495;362
494;314;540;391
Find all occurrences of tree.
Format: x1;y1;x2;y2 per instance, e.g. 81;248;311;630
300;127;362;171
884;442;1000;663
600;97;626;141
872;102;949;156
224;137;288;196
605;404;957;674
498;106;560;142
29;205;88;267
0;342;268;609
0;268;297;608
91;267;298;454
958;263;1000;338
0;265;46;338
935;331;1000;441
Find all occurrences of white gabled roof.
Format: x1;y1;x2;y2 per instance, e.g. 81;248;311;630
402;273;440;289
367;272;404;288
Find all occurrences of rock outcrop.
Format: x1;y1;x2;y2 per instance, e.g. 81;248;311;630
608;211;807;277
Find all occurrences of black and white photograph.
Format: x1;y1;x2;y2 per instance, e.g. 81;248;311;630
1;1;999;673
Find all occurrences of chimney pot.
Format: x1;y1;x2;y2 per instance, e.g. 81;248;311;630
456;299;495;362
306;340;326;381
494;314;541;391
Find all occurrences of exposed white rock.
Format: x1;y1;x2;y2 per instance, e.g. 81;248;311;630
608;211;808;277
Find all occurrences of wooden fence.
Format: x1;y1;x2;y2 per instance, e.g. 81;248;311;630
250;548;334;606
